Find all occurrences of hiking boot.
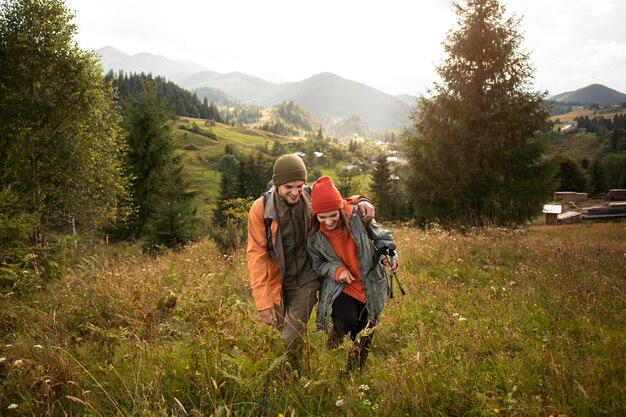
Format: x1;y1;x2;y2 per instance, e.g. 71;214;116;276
347;334;373;370
327;321;347;350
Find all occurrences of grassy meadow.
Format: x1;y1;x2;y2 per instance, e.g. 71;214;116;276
544;133;605;162
550;107;625;123
1;221;624;416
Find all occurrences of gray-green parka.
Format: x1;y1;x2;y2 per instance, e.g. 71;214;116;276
307;203;397;331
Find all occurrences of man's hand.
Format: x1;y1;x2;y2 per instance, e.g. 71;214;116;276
258;308;277;325
337;269;355;284
357;201;375;222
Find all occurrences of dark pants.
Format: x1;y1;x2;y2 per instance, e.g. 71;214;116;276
331;292;369;340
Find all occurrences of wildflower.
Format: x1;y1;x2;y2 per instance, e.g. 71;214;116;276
7;404;18;410
13;359;23;366
335;398;345;407
0;357;5;363
494;408;500;414
359;384;370;391
279;414;284;417
23;253;37;262
453;313;467;321
363;399;372;406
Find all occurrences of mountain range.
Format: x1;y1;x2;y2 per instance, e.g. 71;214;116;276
96;47;625;132
97;47;412;132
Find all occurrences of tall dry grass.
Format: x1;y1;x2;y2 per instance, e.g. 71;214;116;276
0;222;624;416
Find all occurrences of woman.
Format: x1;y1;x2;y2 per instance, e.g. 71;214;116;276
307;176;398;370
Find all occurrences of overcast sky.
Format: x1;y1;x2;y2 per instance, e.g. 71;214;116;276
65;0;626;97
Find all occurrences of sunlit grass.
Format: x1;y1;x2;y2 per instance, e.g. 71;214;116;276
1;222;624;415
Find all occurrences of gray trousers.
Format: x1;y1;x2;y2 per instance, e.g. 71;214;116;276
275;278;320;350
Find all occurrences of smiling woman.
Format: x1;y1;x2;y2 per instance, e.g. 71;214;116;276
307;175;398;370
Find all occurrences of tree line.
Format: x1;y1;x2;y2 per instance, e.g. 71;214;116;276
106;71;223;123
0;0;199;291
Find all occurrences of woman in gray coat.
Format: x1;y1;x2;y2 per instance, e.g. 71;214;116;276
306;176;398;369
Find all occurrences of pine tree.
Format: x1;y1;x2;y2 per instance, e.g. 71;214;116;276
403;0;551;226
370;154;393;219
0;0;129;244
589;158;608;195
142;157;198;250
117;88;198;247
552;155;588;192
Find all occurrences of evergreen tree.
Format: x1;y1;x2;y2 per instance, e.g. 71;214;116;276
142;157;198;250
317;126;324;141
589;158;608;195
404;0;551;226
117;88;197;247
218;154;240;200
370;154;393;219
271;140;286;157
0;0;129;244
601;154;626;189
336;167;359;198
551;155;588;192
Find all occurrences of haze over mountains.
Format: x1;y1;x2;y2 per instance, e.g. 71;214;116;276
97;47;626;132
97;47;412;131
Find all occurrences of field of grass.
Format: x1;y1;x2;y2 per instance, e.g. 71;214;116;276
1;221;624;416
550;107;625;123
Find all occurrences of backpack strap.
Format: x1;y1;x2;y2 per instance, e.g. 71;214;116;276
263;191;274;257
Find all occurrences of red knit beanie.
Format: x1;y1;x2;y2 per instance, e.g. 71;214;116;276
311;176;344;214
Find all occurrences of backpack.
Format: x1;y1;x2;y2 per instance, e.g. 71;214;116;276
262;182;312;257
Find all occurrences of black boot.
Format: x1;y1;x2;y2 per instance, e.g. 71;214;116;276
327;320;347;350
347;334;373;370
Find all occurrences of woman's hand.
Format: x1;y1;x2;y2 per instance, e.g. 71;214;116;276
382;258;399;271
337;269;355;284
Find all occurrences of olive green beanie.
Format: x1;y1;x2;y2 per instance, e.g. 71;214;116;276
272;154;307;186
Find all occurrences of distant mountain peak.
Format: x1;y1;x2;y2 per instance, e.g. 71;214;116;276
549;84;626;105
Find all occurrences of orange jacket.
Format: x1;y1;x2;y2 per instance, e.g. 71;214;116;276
246;188;313;311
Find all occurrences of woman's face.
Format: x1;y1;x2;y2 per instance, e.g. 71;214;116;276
316;210;341;230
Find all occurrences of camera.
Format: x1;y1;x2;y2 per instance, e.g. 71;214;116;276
380;243;396;257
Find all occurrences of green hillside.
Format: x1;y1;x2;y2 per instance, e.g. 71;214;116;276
173;117;297;219
545;132;606;161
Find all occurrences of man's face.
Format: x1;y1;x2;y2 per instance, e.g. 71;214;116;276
276;180;305;205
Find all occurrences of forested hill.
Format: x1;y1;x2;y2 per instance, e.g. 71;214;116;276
260;72;410;132
549;84;626;106
105;71;222;121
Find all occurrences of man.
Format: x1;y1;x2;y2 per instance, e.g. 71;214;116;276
246;154;374;366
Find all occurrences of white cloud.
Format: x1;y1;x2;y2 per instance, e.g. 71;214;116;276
66;0;626;95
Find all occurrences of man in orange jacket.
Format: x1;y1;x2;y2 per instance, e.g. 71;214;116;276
246;154;374;368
